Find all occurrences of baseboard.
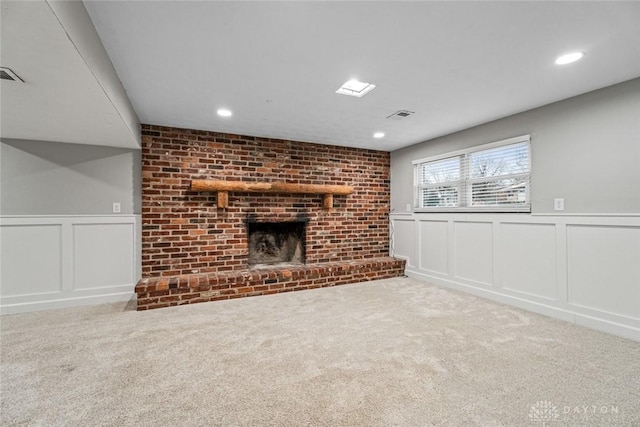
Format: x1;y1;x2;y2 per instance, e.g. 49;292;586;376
0;292;135;315
405;269;640;342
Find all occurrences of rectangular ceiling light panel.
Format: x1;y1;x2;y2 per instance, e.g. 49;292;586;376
336;79;376;98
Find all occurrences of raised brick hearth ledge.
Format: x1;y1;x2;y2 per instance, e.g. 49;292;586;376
135;257;406;310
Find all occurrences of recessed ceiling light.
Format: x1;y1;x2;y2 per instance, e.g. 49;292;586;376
555;51;585;65
336;79;376;98
217;108;232;117
373;132;385;139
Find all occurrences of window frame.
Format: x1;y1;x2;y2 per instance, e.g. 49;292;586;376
412;135;531;213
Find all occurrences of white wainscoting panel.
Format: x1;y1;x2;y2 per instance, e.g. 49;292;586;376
391;213;640;341
501;223;557;300
1;224;63;296
73;223;135;290
453;221;493;286
567;225;640;319
1;215;140;314
393;218;417;268
418;220;448;275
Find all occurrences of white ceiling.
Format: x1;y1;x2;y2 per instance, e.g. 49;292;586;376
82;0;640;151
0;1;140;149
4;1;640;152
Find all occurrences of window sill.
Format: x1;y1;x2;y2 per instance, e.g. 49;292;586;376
413;207;531;213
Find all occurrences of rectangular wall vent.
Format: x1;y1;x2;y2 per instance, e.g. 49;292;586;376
0;67;24;82
387;110;414;120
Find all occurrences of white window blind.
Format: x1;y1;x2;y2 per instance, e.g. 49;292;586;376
413;135;531;212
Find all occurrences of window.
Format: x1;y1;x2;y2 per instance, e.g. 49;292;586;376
413;135;531;212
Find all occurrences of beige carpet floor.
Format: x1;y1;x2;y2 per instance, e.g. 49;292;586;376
1;277;639;426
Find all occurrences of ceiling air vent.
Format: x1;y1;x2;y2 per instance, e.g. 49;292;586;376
0;67;24;82
387;110;414;120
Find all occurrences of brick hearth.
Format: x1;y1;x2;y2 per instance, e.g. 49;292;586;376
136;257;405;310
137;124;405;310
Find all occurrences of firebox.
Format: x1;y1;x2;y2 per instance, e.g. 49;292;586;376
247;220;307;268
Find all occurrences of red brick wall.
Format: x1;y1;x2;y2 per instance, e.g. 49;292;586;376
141;124;391;278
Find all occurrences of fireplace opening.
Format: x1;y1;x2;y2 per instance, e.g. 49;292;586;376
247;220;306;268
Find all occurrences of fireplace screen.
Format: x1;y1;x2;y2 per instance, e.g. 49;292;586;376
247;221;306;267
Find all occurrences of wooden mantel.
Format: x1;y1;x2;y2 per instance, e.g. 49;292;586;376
190;180;354;209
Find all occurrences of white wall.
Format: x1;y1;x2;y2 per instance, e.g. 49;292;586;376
1;139;141;215
390;79;640;340
0;0;141;313
391;78;640;214
0;139;141;313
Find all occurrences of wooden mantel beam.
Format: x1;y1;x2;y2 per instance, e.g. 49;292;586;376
190;180;354;209
190;180;354;195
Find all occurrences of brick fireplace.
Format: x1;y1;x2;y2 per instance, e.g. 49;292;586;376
135;124;405;310
247;217;307;268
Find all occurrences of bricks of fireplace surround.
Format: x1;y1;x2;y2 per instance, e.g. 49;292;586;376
135;257;406;310
141;124;392;277
140;123;400;310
